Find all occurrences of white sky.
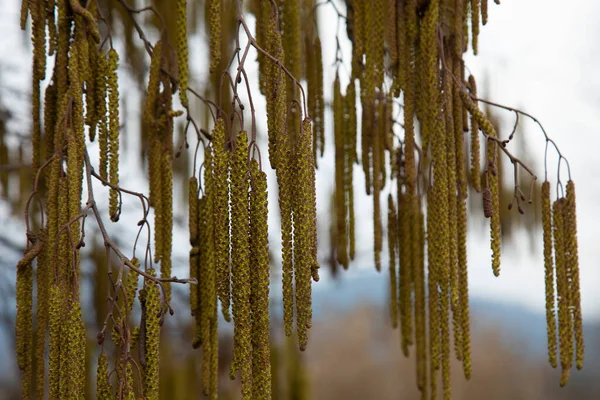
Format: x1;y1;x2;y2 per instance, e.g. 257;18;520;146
1;0;599;325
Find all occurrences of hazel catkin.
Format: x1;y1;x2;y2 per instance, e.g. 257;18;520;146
387;194;399;329
249;160;271;399
229;131;252;398
566;181;584;370
542;181;558;368
143;270;161;400
212;118;232;322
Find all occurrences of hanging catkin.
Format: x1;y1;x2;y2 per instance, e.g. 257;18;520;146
276;105;295;338
212;118;232;322
481;0;488;25
388;194;399;328
96;51;109;180
553;198;572;386
144;40;163;127
189;176;199;297
294;118;317;350
333;74;348;267
229;131;252;399
265;12;286;171
160;73;174;303
143;270;161;400
16;251;33;397
107;49;121;222
208;0;221;73
443;67;461;366
34;233;50;399
468;75;481;192
249;160;272;399
201;145;218;397
372;102;383;271
542;181;558;368
48;283;63;399
177;0;189;107
565;181;584;370
471;0;480;54
345;80;357;260
96;352;112;399
398;192;413;355
413;206;428;393
62;295;87;399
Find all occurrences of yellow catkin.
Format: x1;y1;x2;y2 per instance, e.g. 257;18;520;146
86;39;98;142
229;132;252;398
160;74;174;304
96;51;109;179
96;352;112;399
306;34;318;164
143;270;161;400
481;0;488;25
265;12;286;170
471;0;480;54
361;98;372;195
20;0;28;30
212;118;232;322
468;75;481;191
388;194;399;328
188;179;199;244
458;197;472;379
542;181;558;368
189;177;199;317
443;66;461;366
250;160;272;399
43;81;57;162
345;81;357;260
124;362;135;400
150;127;164;262
554;198;572;386
565;181;583;370
64;296;87;399
177;0;189;107
201;145;218;398
453;57;470;370
208;0;221;73
413;206;428;394
398;193;413;356
283;0;301;80
191;217;203;347
56;0;70;99
16;253;33;397
316;37;325;157
32;77;41;174
295;118;317;350
488;147;501;276
34;233;50;399
126;259;139;316
460;90;501;275
107;49;120;222
333;75;348;267
386;0;398;67
372;102;382;272
48;283;63;399
31;0;46;82
275;107;294;337
144;41;163;127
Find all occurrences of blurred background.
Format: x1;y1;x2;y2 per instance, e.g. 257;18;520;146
1;0;600;398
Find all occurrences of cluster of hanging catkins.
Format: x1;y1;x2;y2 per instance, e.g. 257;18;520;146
15;0;583;399
326;0;584;398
